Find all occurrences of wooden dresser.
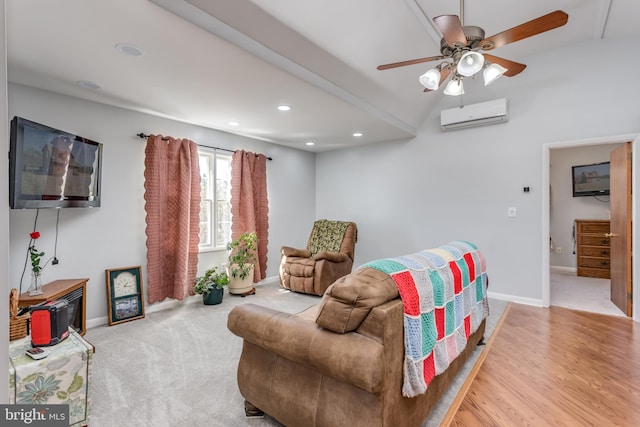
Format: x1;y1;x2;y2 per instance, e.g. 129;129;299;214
575;219;611;279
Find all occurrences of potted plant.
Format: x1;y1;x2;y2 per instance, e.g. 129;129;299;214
226;231;258;295
194;266;229;305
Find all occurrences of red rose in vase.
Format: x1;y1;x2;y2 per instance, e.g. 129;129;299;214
28;231;45;273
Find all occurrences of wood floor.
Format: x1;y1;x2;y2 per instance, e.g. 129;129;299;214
446;303;640;426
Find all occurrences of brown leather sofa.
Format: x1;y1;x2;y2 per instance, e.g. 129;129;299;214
279;220;358;296
228;267;486;427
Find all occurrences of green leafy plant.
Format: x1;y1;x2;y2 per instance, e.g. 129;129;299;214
194;266;229;294
226;231;258;280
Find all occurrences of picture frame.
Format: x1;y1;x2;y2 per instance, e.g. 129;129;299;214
105;266;145;326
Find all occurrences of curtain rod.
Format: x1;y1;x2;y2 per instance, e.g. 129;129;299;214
136;133;272;160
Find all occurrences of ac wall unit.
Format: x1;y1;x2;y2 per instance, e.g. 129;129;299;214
440;98;508;131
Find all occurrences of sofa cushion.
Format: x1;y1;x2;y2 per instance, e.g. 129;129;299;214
316;267;399;333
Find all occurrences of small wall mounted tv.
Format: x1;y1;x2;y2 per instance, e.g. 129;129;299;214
9;116;103;209
572;161;610;197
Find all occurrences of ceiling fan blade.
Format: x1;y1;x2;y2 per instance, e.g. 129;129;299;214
483;54;526;77
377;55;445;71
433;15;467;47
424;67;452;92
480;10;569;51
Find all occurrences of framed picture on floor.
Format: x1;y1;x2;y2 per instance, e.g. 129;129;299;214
105;265;145;326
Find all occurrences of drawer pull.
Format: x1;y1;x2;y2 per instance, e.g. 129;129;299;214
601;261;609;266
601;250;609;256
600;239;610;245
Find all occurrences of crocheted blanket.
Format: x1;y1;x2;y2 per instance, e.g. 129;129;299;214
362;241;489;397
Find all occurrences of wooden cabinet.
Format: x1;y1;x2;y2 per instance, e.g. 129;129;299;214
576;220;611;279
19;278;88;336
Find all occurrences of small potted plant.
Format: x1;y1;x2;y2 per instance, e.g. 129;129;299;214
226;231;258;295
194;266;229;305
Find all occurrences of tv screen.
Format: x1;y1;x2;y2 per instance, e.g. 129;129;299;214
572;161;610;197
9;116;103;209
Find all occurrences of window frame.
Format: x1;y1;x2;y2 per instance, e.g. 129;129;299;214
198;147;232;252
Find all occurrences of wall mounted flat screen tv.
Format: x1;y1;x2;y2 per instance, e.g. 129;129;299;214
572;161;610;197
9;116;103;209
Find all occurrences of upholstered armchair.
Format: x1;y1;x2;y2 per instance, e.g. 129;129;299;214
279;220;357;296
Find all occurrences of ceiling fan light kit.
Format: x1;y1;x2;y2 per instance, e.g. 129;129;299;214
457;51;484;77
444;79;464;96
483;63;508;86
377;2;569;97
419;68;441;90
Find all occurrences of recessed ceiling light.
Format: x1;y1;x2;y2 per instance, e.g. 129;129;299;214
77;80;101;90
352;132;363;137
115;43;144;57
228;121;240;126
305;141;315;146
277;105;291;111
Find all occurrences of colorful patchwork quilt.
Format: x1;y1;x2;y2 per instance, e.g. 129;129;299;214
362;241;489;397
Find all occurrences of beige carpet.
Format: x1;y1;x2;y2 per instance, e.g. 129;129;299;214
550;270;625;317
85;280;507;427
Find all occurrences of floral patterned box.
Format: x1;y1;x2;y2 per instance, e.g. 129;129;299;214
9;328;93;426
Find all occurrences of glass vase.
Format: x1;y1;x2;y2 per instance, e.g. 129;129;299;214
28;271;43;296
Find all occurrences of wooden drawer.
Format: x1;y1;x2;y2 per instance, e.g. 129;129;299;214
579;246;611;257
577;221;610;234
577;266;611;279
579;256;611;269
578;235;610;247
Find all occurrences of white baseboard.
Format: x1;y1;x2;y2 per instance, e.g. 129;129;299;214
86;275;282;329
86;316;109;329
487;290;543;307
88;276;549;329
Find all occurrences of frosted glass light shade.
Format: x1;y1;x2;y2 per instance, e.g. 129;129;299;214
483;63;507;86
443;79;464;96
419;68;441;90
457;51;484;77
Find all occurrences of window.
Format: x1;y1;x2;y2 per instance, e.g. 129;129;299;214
198;148;232;251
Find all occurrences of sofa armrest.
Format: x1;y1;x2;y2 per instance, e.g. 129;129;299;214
281;246;311;257
228;303;385;393
312;251;350;262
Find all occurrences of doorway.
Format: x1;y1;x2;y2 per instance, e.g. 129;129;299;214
542;134;639;322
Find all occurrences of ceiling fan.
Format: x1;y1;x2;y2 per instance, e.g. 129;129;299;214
377;1;569;95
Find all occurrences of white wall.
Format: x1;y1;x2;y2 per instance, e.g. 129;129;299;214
316;37;640;305
8;84;316;326
549;144;620;269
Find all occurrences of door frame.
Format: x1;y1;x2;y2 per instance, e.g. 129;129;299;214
542;133;639;322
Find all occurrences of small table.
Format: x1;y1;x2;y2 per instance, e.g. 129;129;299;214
9;328;94;427
19;278;88;336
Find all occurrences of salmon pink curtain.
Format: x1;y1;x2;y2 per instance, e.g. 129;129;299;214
231;150;269;282
144;135;200;303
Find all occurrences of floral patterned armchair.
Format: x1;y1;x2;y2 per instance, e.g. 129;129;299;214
279;220;358;296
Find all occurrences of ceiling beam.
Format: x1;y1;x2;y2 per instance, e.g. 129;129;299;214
594;0;612;39
404;0;443;47
150;0;416;137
